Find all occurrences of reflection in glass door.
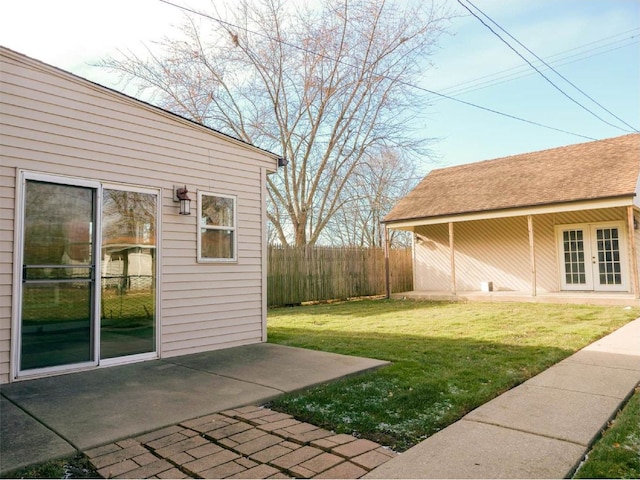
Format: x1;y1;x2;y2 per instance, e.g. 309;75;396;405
100;189;156;359
20;181;96;371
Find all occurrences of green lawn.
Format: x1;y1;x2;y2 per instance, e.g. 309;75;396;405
267;299;640;452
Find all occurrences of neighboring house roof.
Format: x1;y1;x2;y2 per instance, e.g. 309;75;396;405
385;133;640;224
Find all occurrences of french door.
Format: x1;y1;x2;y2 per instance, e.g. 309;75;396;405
16;173;158;378
557;222;628;292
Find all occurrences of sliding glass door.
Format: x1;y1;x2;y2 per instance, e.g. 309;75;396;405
17;174;158;377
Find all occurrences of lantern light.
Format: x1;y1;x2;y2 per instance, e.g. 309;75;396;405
175;185;191;215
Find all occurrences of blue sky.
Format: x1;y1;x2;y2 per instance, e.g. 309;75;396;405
1;0;638;172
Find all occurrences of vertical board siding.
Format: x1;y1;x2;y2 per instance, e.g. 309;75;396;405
0;48;277;381
413;207;629;295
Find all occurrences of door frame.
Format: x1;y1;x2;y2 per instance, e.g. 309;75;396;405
12;171;160;381
555;221;629;292
12;171;102;380
99;182;161;368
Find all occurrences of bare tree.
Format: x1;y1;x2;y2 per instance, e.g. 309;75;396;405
324;147;422;247
101;0;451;245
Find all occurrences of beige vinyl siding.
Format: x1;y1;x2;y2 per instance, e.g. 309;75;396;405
1;48;278;381
0;166;15;382
413;207;630;295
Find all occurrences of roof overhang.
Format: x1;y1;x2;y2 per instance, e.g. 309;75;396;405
384;195;637;231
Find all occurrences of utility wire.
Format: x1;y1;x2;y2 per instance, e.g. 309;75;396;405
438;28;639;95
458;0;637;133
431;39;639;103
462;0;638;132
432;35;639;101
158;0;596;141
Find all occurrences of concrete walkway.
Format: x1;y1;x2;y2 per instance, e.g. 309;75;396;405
366;317;640;479
0;343;388;476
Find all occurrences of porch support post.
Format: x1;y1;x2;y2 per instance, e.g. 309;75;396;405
384;224;391;299
449;222;456;295
626;206;639;298
527;215;537;297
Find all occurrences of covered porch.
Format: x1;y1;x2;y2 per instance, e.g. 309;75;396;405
384;202;640;306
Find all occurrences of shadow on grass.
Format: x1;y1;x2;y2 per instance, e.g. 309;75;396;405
268;326;572;451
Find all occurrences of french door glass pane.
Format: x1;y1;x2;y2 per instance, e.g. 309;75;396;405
596;227;622;285
21;181;95;370
562;229;586;284
100;189;156;359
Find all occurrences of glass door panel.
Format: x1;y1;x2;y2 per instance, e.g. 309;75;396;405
559;228;593;291
100;189;157;359
20;181;96;371
562;229;587;286
592;226;626;291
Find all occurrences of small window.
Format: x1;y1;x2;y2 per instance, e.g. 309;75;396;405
198;192;237;262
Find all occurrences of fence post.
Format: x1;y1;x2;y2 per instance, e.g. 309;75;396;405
383;225;391;299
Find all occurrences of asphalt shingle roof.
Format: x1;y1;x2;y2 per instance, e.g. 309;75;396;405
384;133;640;223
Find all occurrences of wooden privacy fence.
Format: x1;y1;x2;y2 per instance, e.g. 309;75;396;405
268;246;413;306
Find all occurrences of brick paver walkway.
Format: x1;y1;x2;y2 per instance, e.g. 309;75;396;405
85;406;397;479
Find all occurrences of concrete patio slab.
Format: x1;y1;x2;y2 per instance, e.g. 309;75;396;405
525;360;640;398
364;419;586;479
0;396;76;473
0;343;389;469
167;343;389;392
464;383;622;446
1;360;281;451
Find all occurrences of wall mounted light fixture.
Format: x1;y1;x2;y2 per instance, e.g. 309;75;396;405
174;185;192;215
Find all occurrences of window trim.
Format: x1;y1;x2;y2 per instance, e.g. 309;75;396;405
197;191;238;263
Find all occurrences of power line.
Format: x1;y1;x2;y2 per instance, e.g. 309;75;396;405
431;34;639;101
462;0;638;132
437;27;640;96
458;0;637;133
157;0;596;141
